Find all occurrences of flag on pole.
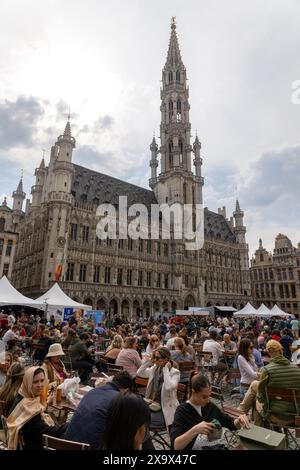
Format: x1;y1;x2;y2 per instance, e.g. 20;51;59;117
54;256;65;281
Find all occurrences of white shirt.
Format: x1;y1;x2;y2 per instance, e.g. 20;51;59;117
2;329;22;346
203;339;224;366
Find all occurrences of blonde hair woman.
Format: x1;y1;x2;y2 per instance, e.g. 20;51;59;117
105;335;123;362
115;336;142;377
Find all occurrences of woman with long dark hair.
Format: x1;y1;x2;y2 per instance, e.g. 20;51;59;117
0;362;24;414
103;393;150;450
170;373;249;450
237;338;259;396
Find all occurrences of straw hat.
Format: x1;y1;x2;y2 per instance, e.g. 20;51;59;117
46;343;65;357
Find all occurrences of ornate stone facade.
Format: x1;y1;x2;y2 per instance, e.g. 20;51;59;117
251;235;300;317
11;20;251;317
0;177;25;280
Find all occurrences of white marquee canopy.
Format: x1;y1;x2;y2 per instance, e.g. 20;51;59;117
35;283;92;311
0;276;44;309
233;302;258;318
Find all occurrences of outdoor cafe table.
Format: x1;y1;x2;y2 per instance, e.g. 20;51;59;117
46;385;93;423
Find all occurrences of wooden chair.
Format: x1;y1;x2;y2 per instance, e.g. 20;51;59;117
178;361;195;374
107;363;124;376
42;434;91;450
135;376;149;396
265;386;300;449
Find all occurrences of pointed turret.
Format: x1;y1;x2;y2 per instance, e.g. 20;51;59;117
235;199;242;213
63;120;72;139
12;176;26;212
233;199;246;245
193;134;202;178
149;135;158;188
164;17;184;69
32;152;47;207
39;156;45;169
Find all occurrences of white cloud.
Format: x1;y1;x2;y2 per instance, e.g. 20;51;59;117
0;0;299;255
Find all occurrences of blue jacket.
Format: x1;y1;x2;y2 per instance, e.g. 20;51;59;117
64;382;120;449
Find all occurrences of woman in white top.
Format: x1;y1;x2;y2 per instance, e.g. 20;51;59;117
237;338;259;397
145;335;160;355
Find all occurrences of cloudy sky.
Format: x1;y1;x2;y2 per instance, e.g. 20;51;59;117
0;0;299;256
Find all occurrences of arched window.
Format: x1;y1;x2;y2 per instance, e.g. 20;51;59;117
168;101;173;120
183;183;187;204
179;140;183;167
176;71;180;82
168;142;174;168
168;71;173;83
176;100;181;121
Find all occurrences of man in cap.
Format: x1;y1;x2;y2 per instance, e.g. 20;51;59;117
238;339;300;426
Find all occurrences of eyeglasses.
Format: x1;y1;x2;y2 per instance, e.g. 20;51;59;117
154;356;162;360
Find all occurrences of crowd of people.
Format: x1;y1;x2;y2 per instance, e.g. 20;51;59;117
0;307;300;450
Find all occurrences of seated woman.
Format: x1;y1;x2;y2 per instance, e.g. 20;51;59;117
145;335;160;355
105;334;123;363
170;373;249;450
0;362;24;415
102;393;150;450
136;347;180;430
115;336;142;378
7;366;67;450
42;343;68;384
170;337;193;384
0;351;13;387
237;338;260;397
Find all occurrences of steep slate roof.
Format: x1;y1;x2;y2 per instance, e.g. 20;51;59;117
204;209;236;243
72;164;237;243
72;164;157;210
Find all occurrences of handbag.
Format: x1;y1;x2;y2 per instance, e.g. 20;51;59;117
143;397;162;412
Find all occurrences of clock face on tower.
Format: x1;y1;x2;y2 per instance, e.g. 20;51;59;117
57;236;66;248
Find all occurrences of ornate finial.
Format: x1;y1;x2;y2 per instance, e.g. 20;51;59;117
42;149;46;159
171;16;176;30
21;169;23;180
3;196;7;206
68;107;71;121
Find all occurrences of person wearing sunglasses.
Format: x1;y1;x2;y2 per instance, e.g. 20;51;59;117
237;338;259;397
136;347;180;430
145;335;160;355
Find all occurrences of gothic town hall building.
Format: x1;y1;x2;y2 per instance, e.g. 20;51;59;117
11;21;251;318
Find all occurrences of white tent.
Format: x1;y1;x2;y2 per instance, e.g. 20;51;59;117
233;302;258;318
256;303;272;317
0;276;44;309
35;283;92;311
270;304;290;318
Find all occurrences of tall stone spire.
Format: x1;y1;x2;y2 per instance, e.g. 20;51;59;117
165;17;184;69
150;19;204;209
